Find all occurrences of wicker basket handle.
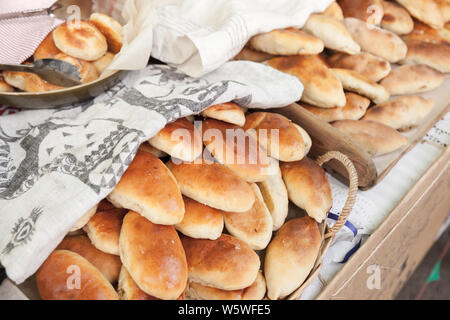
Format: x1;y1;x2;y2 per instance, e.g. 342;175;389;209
316;151;358;239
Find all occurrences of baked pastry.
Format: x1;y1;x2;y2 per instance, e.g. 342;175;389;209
89;13;124;54
53;53;99;83
175;196;224;240
266;55;346;108
69;204;99;232
232;47;275;62
338;0;384;25
332;120;409;156
0;75;14;92
181;234;260;290
280;157;332;223
400;39;450;73
201;102;246;126
402;20;450;46
57;235;122;284
36;250;119;300
395;0;444;29
34;32;61;60
3;70;31;91
92;52;115;75
264;217;321;300
249;28;324;56
362;96;435;131
119;211;188;300
301;92;371;123
107;150;185;225
166;160;255;212
223;183;273;250
380;1;414;35
435;0;450;22
322;1;344;20
53;21;108;61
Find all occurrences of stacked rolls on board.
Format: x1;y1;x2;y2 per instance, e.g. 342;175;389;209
36;105;338;300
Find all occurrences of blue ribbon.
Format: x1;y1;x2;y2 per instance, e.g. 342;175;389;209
327;212;361;263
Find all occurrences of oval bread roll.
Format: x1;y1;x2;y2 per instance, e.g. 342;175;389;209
181;234;261;290
166;161;255;212
57;235;122;284
400;39;450;73
249;28;324;56
70;204;99;232
175;196;224;240
23;73;63;92
83;208;126;255
402;20;450;46
381;1;414;35
2;70;28;91
223;183;273;250
338;0;384;25
333;120;409;156
92;52;115;75
232;47;275;62
264;217;321;300
201;102;246;126
120;211;188;300
280;157;332;223
395;0;444;29
257;167;289;231
149;118;203;162
54;53;99;83
243;112;311;162
36;250;119;300
0;75;14;92
322;1;344;20
362;96;435;131
303;14;360;55
53;21;107;61
107;150;185;225
301;92;371;123
89;13;124;54
344;17;407;63
118;266;185;300
266;55;346;108
202;119;278;182
34;32;61;60
331;68;390;104
186;271;266;300
380;64;445;95
327;52;391;82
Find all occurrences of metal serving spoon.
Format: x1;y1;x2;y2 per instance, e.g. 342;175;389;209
0;59;82;87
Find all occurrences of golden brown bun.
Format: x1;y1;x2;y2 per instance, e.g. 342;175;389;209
380;64;445;95
395;0;444;29
304;14;360;54
435;0;450;22
92;52;115;75
322;1;344;20
24;73;63;92
201;102;246;126
36;250;119;300
181;234;260;290
381;1;414;35
400;39;450;73
2;70;28;91
327;52;391;82
301;92;370;123
34;32;61;60
57;235;122;284
232;47;276;62
119;211;188;300
187;271;266;300
257;167;289;231
175;196;224;240
338;0;384;25
264;217;321;300
107;150;185;225
402;20;450;46
281;157;332;223
54;53;99;83
362;96;435;131
243;112;311;162
249;28;324;56
166;160;255;212
70;204;99;232
223;184;273;250
0;75;14;92
118;266;185;300
53;21;107;61
149;118;202;162
138;142;167;158
202;119;278;182
266;55;346;108
89;13;124;54
332;120;409;156
344;17;407;63
83;208;126;255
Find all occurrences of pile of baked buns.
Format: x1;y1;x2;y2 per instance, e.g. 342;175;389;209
0;12;123;93
36;104;336;300
234;0;450;158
